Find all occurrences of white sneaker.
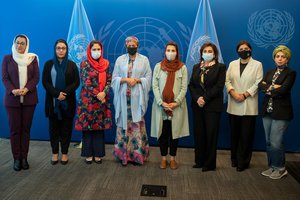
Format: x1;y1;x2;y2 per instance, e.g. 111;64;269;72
261;168;274;177
269;169;288;179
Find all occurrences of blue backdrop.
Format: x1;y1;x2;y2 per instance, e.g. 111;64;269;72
1;0;299;151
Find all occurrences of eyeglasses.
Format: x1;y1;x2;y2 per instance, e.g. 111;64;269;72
15;41;26;46
56;47;67;51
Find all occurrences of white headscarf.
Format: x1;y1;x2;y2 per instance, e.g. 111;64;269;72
11;34;37;66
11;34;38;103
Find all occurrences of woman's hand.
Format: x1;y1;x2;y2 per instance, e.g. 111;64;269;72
12;89;21;96
127;78;138;87
197;96;206;107
57;92;67;101
162;102;177;111
230;89;245;102
97;92;106;101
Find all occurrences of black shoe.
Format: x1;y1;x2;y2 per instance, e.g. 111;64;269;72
202;167;216;172
131;161;141;166
231;162;237;168
236;167;245;172
51;160;59;165
60;160;68;165
85;159;92;164
13;160;22;171
94;159;102;164
21;159;29;170
192;164;202;168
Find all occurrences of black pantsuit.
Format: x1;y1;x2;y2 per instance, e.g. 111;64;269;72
189;62;226;170
192;104;221;169
49;115;74;154
229;114;256;169
81;130;105;157
159;120;179;156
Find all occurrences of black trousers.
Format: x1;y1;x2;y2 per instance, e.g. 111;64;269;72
159;120;178;157
81;130;105;157
49;116;73;154
193;105;221;169
229;114;256;169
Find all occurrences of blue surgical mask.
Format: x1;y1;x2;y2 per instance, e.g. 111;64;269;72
91;51;101;60
202;53;214;62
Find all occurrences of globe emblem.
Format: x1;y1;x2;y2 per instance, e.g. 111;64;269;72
248;9;295;48
102;17;185;67
190;35;210;64
68;34;90;66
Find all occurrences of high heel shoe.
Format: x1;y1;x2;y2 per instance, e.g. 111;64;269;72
61;160;68;165
61;154;68;165
51;160;59;165
51;154;59;165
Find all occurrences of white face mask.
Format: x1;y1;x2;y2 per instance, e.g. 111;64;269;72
202;53;214;62
166;52;176;61
91;50;101;60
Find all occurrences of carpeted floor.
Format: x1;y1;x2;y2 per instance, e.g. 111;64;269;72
286;161;300;184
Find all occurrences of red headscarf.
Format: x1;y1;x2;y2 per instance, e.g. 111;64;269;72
161;42;184;116
87;41;109;92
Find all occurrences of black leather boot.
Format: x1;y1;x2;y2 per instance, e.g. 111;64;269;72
13;160;22;171
22;159;29;170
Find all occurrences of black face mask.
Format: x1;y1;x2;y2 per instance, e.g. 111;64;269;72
127;47;138;55
238;50;252;59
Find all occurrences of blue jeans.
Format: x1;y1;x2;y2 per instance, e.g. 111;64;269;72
262;115;290;169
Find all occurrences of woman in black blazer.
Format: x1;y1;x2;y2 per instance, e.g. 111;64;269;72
42;39;80;165
259;45;296;179
189;42;226;171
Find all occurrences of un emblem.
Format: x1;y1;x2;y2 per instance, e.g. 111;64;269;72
97;17;189;67
68;34;90;66
189;35;210;64
248;9;295;48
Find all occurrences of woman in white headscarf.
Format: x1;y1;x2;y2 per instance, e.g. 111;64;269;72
2;34;39;171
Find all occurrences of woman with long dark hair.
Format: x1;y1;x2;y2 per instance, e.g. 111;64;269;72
42;39;79;165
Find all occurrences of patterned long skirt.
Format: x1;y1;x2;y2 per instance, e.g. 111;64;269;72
113;96;149;165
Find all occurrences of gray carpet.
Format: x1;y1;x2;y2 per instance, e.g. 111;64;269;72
1;139;300;200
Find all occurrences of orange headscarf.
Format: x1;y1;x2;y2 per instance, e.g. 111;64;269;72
87;40;109;92
161;41;184;116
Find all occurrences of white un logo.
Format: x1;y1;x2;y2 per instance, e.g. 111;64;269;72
248;9;295;48
97;17;187;67
68;34;90;67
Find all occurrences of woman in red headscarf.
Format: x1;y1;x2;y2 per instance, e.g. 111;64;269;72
151;41;190;170
75;40;112;164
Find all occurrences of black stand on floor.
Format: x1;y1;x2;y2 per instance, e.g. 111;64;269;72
141;184;167;197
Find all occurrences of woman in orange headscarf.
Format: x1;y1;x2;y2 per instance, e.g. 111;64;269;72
151;41;189;170
75;40;112;164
